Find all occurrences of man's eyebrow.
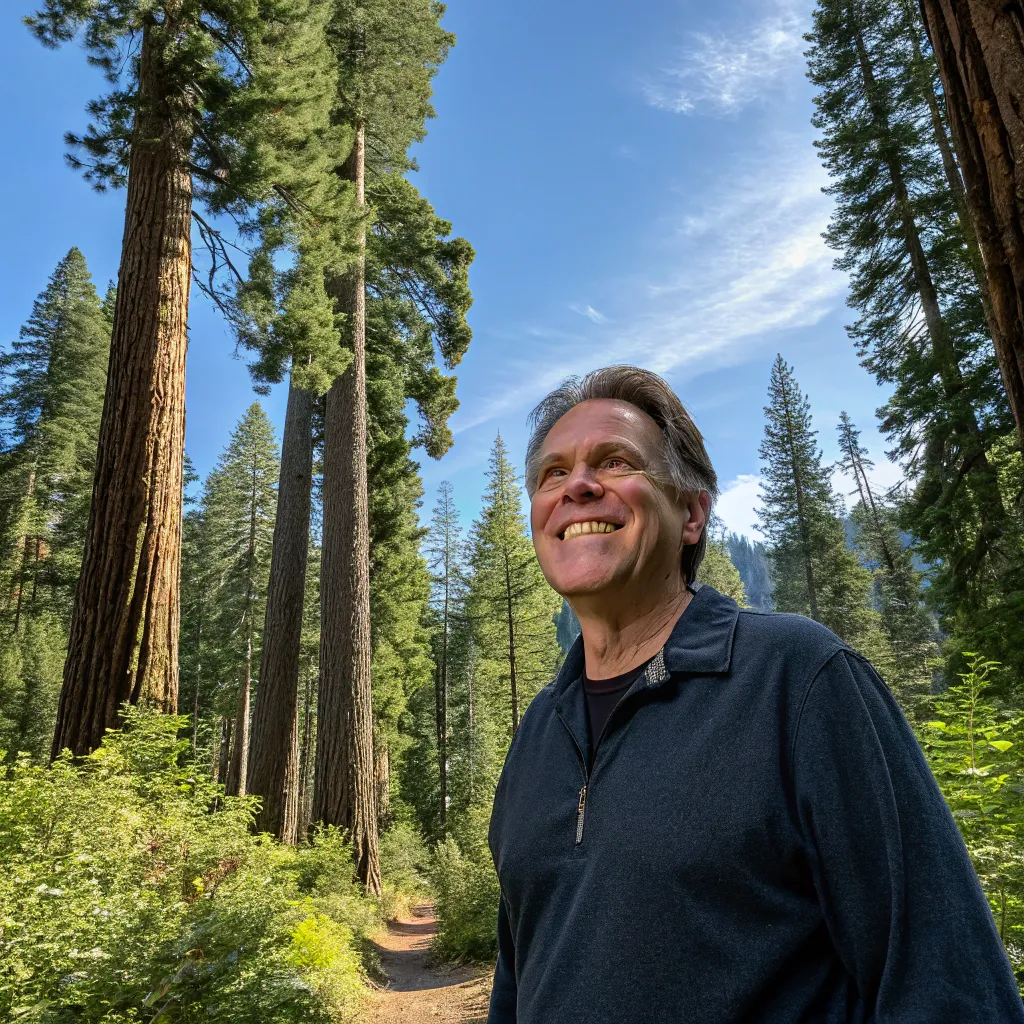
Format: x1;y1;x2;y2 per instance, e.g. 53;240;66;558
535;438;652;474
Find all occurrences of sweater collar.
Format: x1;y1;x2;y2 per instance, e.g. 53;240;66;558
552;582;740;698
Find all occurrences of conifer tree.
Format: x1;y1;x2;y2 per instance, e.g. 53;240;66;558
918;0;1024;442
466;436;560;745
699;526;747;606
314;0;471;892
837;412;938;706
0;249;110;759
200;404;279;797
758;356;892;666
29;0;341;758
424;481;466;833
807;0;1024;681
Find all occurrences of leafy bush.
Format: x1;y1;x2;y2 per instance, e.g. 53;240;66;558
918;653;1024;988
429;835;499;963
380;820;431;898
0;708;376;1022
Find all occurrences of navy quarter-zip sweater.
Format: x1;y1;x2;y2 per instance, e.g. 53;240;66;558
487;583;1024;1023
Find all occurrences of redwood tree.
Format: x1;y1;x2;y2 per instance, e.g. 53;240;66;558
918;0;1024;445
28;0;337;758
312;0;455;893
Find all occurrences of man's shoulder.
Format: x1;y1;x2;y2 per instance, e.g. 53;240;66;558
733;607;850;677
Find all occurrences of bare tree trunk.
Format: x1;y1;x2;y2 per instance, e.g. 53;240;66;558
312;123;382;894
919;0;1024;446
226;654;251;797
247;376;313;842
375;736;391;826
52;14;191;759
298;668;315;835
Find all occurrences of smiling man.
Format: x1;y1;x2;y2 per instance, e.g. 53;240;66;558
486;366;1024;1023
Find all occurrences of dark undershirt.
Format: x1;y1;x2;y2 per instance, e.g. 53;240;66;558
583;660;650;764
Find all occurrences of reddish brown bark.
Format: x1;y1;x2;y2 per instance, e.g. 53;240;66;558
51;15;191;759
312;123;382;894
919;0;1024;445
247;376;313;842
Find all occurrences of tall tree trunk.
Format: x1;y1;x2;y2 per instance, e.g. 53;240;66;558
298;668;315;835
375;736;391;825
312;123;382;895
467;653;475;803
227;463;259;799
51;15;191;759
852;8;1009;569
247;376;313;842
919;0;1024;446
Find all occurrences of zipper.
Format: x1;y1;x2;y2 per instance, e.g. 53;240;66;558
575;785;587;845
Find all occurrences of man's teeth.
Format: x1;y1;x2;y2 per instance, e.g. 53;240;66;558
563;521;619;540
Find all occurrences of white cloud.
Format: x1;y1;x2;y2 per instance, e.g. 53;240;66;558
570;303;608;324
450;134;844;438
610;137;844;377
715;474;766;540
645;0;808;115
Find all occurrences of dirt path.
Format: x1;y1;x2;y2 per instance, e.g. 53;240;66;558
362;904;492;1024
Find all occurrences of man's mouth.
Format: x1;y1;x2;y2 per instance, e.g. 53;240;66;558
560;521;623;540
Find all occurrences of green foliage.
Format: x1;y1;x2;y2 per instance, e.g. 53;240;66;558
837;412;939;710
428;836;499;963
0;248;110;759
178;404;279;778
807;0;1024;686
699;523;747;605
0;708;378;1022
758;356;893;669
918;655;1024;980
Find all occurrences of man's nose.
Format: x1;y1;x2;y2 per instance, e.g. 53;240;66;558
561;463;604;502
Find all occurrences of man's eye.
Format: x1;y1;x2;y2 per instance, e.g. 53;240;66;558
602;458;628;470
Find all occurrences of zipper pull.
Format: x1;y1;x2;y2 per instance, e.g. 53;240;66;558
575;785;587;845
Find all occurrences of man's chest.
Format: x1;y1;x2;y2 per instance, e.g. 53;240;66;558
490;682;808;917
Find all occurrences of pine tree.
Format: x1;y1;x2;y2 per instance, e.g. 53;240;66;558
0;249;110;759
29;0;340;758
758;356;892;666
699;521;747;606
200;405;280;797
424;481;467;833
467;436;561;745
314;0;471;893
807;0;1024;682
837;412;939;707
919;0;1024;443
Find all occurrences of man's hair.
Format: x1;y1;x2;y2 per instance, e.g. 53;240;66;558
525;365;719;583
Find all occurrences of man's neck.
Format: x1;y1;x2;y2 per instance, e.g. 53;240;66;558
573;584;692;680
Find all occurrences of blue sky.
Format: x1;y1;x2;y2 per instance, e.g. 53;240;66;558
0;0;900;541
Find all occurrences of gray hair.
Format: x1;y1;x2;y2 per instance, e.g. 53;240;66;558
525;365;719;583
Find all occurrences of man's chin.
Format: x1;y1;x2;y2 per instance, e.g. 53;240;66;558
550;567;622;599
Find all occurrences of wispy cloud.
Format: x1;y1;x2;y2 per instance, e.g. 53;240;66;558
451;134;844;438
611;137;844;377
570;303;608;324
644;0;807;115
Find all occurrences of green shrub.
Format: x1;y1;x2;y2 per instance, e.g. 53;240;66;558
380;820;431;898
429;835;499;963
0;707;375;1023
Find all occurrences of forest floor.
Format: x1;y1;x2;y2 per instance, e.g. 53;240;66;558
362;904;492;1023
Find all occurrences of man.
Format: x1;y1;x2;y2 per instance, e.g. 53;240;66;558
486;365;1023;1023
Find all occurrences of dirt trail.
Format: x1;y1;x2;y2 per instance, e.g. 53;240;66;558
362;904;492;1024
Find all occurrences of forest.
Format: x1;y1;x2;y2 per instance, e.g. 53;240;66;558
2;0;1024;1020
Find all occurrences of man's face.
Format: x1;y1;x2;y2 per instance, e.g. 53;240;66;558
530;399;704;599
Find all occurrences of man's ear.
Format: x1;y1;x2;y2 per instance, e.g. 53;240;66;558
681;491;709;544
